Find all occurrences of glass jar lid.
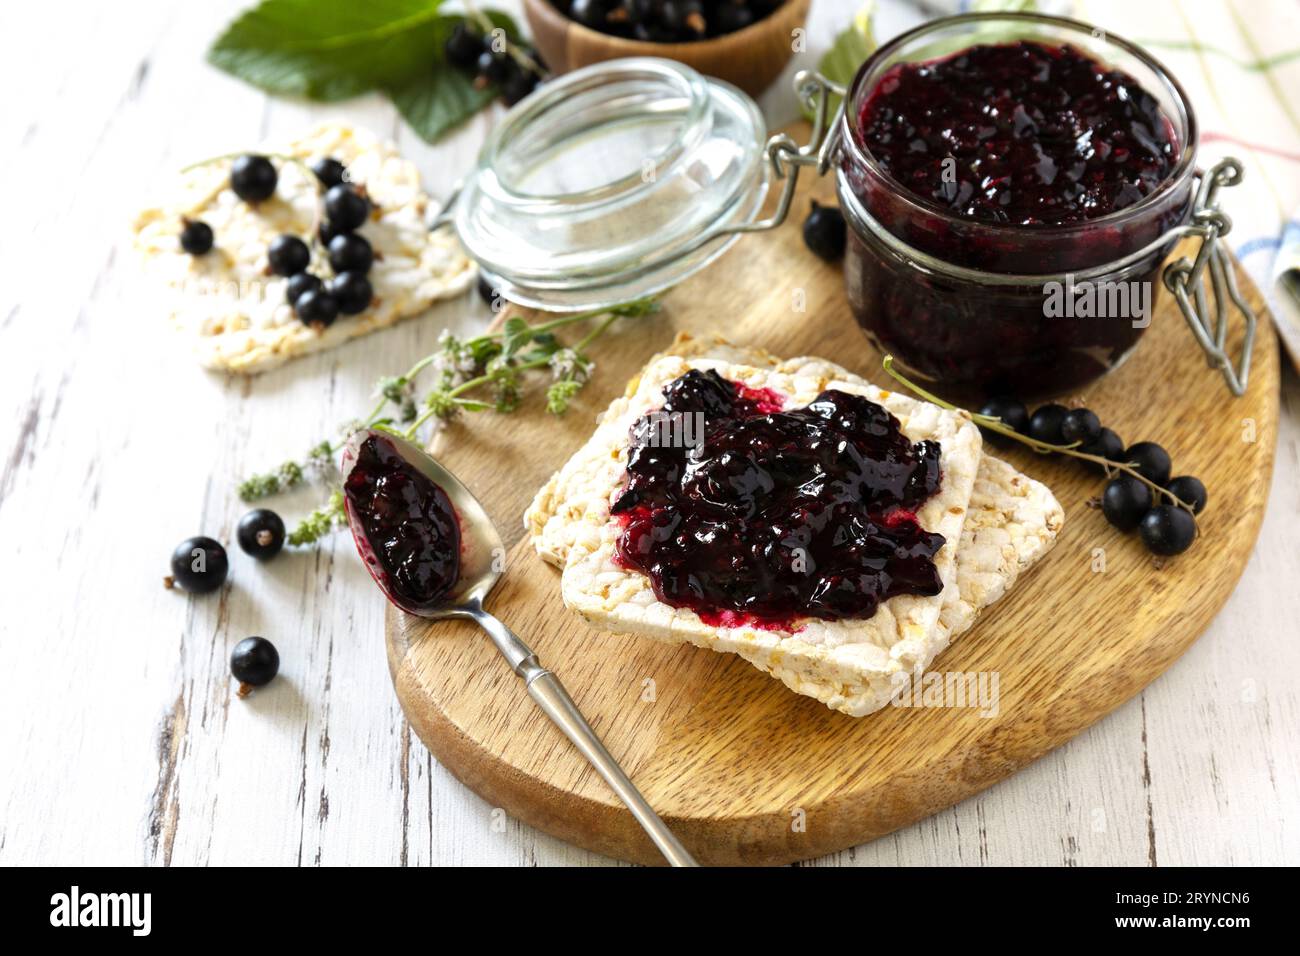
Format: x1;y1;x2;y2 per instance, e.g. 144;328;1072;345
451;58;769;311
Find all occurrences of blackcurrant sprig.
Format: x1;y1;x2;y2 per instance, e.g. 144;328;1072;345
882;356;1204;555
444;10;548;102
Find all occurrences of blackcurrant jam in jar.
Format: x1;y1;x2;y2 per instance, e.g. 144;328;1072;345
837;14;1198;400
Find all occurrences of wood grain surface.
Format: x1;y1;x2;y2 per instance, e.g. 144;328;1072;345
387;123;1280;865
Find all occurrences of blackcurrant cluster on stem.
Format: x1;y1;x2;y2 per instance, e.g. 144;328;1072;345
444;18;547;107
883;358;1207;559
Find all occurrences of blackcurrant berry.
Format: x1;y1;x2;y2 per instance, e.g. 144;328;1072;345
315;220;339;249
237;509;285;560
662;0;706;36
1060;408;1101;445
180;218;214;255
285;271;323;306
1166;475;1208;514
978;395;1029;434
168;536;228;593
327;271;374;315
713;3;754;34
802;201;847;261
1139;505;1196;556
634;22;677;42
231;636;279;693
445;22;486;71
569;0;608;30
230;155;277;202
294;288;339;328
310;157;347;189
328;233;374;274
1081;427;1124;465
1124;441;1172;486
502;70;538;106
1101;475;1151;532
267;235;310;277
1026;404;1068;444
475;50;513;84
323;184;369;232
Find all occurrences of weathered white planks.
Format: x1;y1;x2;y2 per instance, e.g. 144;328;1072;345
0;0;1296;867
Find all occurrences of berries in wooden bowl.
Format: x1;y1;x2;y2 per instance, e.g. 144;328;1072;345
523;0;811;97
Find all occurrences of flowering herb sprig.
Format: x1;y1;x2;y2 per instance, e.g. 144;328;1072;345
239;297;660;543
286;491;347;547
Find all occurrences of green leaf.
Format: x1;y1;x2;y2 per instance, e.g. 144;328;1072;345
810;2;877;121
389;59;494;142
208;0;451;101
498;316;532;356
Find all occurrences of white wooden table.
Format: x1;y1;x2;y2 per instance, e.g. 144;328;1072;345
1;0;1296;867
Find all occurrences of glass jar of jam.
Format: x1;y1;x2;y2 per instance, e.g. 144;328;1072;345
836;14;1199;400
446;16;1250;396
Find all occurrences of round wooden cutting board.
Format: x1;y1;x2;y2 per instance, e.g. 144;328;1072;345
385;124;1280;865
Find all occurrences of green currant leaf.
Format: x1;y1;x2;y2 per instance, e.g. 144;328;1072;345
208;0;456;101
389;59;493;143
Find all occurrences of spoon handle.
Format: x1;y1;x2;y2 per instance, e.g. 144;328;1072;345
468;606;699;867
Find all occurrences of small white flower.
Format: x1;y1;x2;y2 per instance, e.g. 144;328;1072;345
549;348;592;383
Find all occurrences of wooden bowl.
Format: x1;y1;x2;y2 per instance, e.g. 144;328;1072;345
523;0;813;98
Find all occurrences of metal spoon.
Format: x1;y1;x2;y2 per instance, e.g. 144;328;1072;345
341;428;698;867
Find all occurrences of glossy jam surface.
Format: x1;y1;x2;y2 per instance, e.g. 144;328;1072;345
345;435;460;608
858;40;1179;226
610;370;945;628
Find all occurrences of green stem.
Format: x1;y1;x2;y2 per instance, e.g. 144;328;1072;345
880;355;1199;521
400;308;624;440
460;0;546;77
573;312;619;350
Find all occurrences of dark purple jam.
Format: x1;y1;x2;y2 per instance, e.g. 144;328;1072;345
345;435;460;609
840;37;1194;400
609;369;945;629
858;40;1179;226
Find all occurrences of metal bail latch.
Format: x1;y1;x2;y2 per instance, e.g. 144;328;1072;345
700;70;847;245
1164;158;1257;396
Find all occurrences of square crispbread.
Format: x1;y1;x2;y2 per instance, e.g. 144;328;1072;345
526;334;1063;717
131;122;475;374
526;345;985;714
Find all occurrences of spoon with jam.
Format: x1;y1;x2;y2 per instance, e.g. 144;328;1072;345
341;429;698;867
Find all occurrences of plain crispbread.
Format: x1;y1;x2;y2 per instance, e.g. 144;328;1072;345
526;335;1063;716
528;341;995;714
